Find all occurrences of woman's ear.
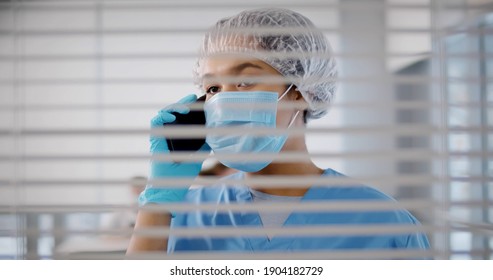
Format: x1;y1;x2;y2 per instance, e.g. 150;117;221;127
292;86;308;110
291;86;309;124
292;86;304;101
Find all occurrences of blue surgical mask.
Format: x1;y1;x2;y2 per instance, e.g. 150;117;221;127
204;85;299;172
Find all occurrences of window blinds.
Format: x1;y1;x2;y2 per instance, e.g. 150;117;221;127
0;0;492;260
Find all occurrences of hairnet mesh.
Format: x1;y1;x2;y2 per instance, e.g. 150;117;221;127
193;8;338;120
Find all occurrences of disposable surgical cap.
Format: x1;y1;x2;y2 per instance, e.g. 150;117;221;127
193;8;338;120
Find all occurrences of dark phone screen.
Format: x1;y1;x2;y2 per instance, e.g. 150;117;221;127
165;95;206;152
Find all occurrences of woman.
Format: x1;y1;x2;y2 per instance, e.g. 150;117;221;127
127;8;430;255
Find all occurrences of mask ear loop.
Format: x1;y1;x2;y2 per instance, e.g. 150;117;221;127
287;110;300;128
278;84;295;101
278;84;300;128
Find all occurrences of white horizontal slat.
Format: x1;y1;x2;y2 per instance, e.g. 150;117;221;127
0;101;491;111
20;35;97;56
1;27;492;37
22;110;103;130
387;33;432;54
0;36;13;56
0;0;488;11
0;112;14;130
103;8;245;30
102;34;200;55
102;58;196;80
1;74;491;85
0;175;491;189
0;61;14;80
65;249;436;260
387;8;431;29
1;224;437;238
21;60;97;80
0;150;491;162
23;84;100;106
2;200;491;213
16;9;96;31
1;52;492;61
1;125;491;137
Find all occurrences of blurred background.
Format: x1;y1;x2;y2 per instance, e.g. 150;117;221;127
0;0;492;259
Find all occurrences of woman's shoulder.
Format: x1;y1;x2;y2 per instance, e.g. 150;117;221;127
310;168;396;201
312;168;421;225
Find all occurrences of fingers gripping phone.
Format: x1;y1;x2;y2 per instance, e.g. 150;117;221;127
165;95;206;152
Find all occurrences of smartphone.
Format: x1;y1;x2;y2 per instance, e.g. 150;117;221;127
165;95;206;152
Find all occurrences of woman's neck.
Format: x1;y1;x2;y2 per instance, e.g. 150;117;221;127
245;138;324;196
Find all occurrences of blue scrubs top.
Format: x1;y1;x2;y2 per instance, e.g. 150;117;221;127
168;168;430;253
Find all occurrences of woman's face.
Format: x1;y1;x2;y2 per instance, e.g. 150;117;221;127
200;56;302;129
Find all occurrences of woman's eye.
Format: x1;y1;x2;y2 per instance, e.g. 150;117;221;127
206;86;220;94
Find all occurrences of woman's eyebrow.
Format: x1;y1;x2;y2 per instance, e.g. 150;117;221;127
202;62;264;79
230;62;264;74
